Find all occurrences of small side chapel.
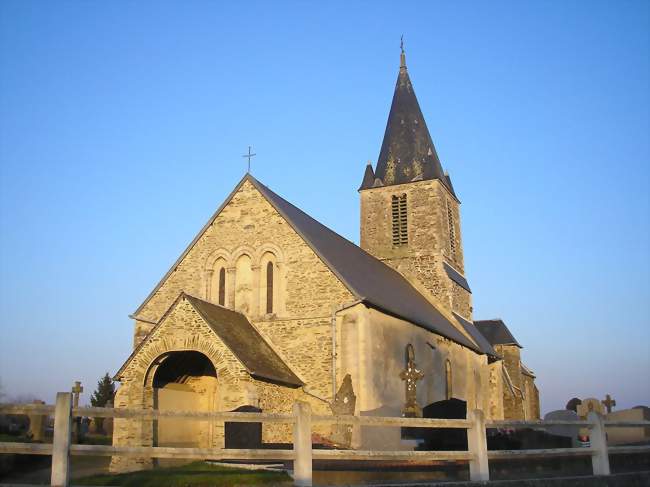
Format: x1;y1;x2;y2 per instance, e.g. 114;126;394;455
110;47;540;472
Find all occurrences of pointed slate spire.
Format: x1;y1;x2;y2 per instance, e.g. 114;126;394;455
367;42;455;195
359;161;376;190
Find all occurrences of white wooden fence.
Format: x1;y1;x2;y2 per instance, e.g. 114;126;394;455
1;392;649;487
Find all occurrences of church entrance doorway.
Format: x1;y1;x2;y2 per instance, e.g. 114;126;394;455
151;351;218;448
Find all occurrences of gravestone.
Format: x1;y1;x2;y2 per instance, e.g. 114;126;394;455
413;399;468;450
71;381;84;442
103;400;114;437
577;397;603;440
329;374;356;447
225;405;262;448
543;409;580;446
81;417;91;437
577;397;604;418
88;417;99;434
27;400;46;442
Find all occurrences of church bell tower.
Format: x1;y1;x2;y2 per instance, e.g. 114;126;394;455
359;44;472;320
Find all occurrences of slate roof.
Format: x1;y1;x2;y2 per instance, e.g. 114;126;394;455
117;293;302;387
520;362;536;378
132;173;488;355
185;295;302;387
444;262;471;293
250;176;482;353
359;163;375;191
452;313;498;358
361;49;455;196
474;319;522;348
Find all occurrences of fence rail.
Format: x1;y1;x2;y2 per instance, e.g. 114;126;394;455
1;393;649;487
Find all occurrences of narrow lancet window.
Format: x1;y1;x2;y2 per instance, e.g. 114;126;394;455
391;194;408;246
218;268;226;306
445;360;453;400
266;261;274;314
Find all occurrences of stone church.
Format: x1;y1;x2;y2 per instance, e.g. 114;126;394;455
110;48;539;472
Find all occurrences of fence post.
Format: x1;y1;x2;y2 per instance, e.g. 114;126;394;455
51;392;73;487
467;409;489;481
292;401;312;487
588;411;610;476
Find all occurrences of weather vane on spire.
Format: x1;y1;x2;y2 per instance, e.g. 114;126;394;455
242;146;256;173
400;35;404;53
400;35;406;68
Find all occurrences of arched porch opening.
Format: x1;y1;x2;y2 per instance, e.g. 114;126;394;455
150;351;218;448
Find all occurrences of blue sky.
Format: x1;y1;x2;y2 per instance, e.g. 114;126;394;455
0;1;648;413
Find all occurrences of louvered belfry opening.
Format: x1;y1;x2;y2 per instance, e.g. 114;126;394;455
392;194;408;246
447;201;456;256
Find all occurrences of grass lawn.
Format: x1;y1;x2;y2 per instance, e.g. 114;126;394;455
77;461;293;487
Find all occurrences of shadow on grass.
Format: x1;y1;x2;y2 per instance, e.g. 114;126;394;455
78;461;293;487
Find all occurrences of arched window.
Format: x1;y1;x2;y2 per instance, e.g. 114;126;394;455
266;261;274;314
208;257;227;305
218;267;226;306
445;360;453;400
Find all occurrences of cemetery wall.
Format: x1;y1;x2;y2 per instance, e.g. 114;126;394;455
606;408;650;445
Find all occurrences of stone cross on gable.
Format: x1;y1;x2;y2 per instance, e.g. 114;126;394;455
399;344;424;418
71;381;83;408
602;394;616;414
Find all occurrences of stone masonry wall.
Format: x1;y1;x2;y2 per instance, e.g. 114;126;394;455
522;374;541;420
495;344;525;420
129;179;354;400
360;178;472;319
111;297;331;472
135;179;353;325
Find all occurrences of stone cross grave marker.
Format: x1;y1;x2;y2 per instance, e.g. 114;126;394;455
399;344;424;418
602;394;616;414
71;381;83;408
71;381;83;442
